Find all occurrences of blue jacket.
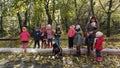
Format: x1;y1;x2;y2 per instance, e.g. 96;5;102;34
33;31;41;41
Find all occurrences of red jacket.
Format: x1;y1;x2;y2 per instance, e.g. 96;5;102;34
67;28;75;38
94;36;104;51
20;31;30;42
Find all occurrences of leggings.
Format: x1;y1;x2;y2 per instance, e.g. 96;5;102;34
68;37;74;48
22;41;28;51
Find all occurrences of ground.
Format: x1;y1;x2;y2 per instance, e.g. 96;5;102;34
0;53;120;68
0;34;120;68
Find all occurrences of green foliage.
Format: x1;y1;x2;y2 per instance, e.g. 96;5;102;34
0;0;120;37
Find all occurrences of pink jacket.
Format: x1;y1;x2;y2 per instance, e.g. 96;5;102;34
68;28;75;38
20;31;30;41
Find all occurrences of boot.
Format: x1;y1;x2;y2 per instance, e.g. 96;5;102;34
94;56;98;61
97;57;103;62
43;45;46;49
49;45;52;48
74;52;81;56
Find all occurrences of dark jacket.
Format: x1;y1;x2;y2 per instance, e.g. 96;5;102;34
86;33;95;45
41;31;47;40
55;28;62;37
89;33;95;42
86;23;97;32
33;31;41;41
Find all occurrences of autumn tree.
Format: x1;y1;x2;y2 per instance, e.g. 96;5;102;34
99;0;120;37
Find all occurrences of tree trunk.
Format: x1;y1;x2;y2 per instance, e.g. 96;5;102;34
45;1;52;25
90;0;95;16
65;17;68;33
106;0;112;37
17;13;22;32
74;0;77;17
52;0;55;22
106;12;111;37
74;0;79;24
0;16;3;31
0;2;4;32
23;10;28;27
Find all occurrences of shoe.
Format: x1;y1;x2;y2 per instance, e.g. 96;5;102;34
74;54;81;57
74;52;81;57
44;45;46;48
48;45;50;48
50;45;53;48
94;57;98;61
41;46;43;48
97;57;103;62
49;45;52;48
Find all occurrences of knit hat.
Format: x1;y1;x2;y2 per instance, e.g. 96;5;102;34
75;25;81;32
76;25;80;29
96;31;103;38
72;25;75;29
22;27;27;32
47;24;52;28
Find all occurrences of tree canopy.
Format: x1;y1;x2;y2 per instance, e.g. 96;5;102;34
0;0;120;37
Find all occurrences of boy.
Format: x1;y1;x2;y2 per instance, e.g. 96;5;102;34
33;28;41;48
54;24;62;45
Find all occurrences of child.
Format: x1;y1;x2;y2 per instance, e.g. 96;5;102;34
54;24;62;46
20;27;30;54
73;25;83;56
94;31;104;62
33;27;41;48
41;26;47;48
68;25;76;48
46;24;54;48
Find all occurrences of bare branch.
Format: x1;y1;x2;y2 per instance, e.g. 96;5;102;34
111;4;120;13
99;0;107;13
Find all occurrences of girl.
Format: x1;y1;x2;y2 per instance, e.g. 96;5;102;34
41;26;47;48
46;24;54;48
68;25;76;48
94;31;104;62
33;27;41;48
20;27;30;54
73;25;83;56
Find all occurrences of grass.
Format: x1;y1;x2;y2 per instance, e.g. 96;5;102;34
0;33;120;49
0;33;120;68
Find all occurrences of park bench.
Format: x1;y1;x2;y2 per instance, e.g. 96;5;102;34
0;38;19;48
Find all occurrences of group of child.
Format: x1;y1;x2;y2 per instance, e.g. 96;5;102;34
20;16;104;62
20;24;62;54
67;16;104;62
